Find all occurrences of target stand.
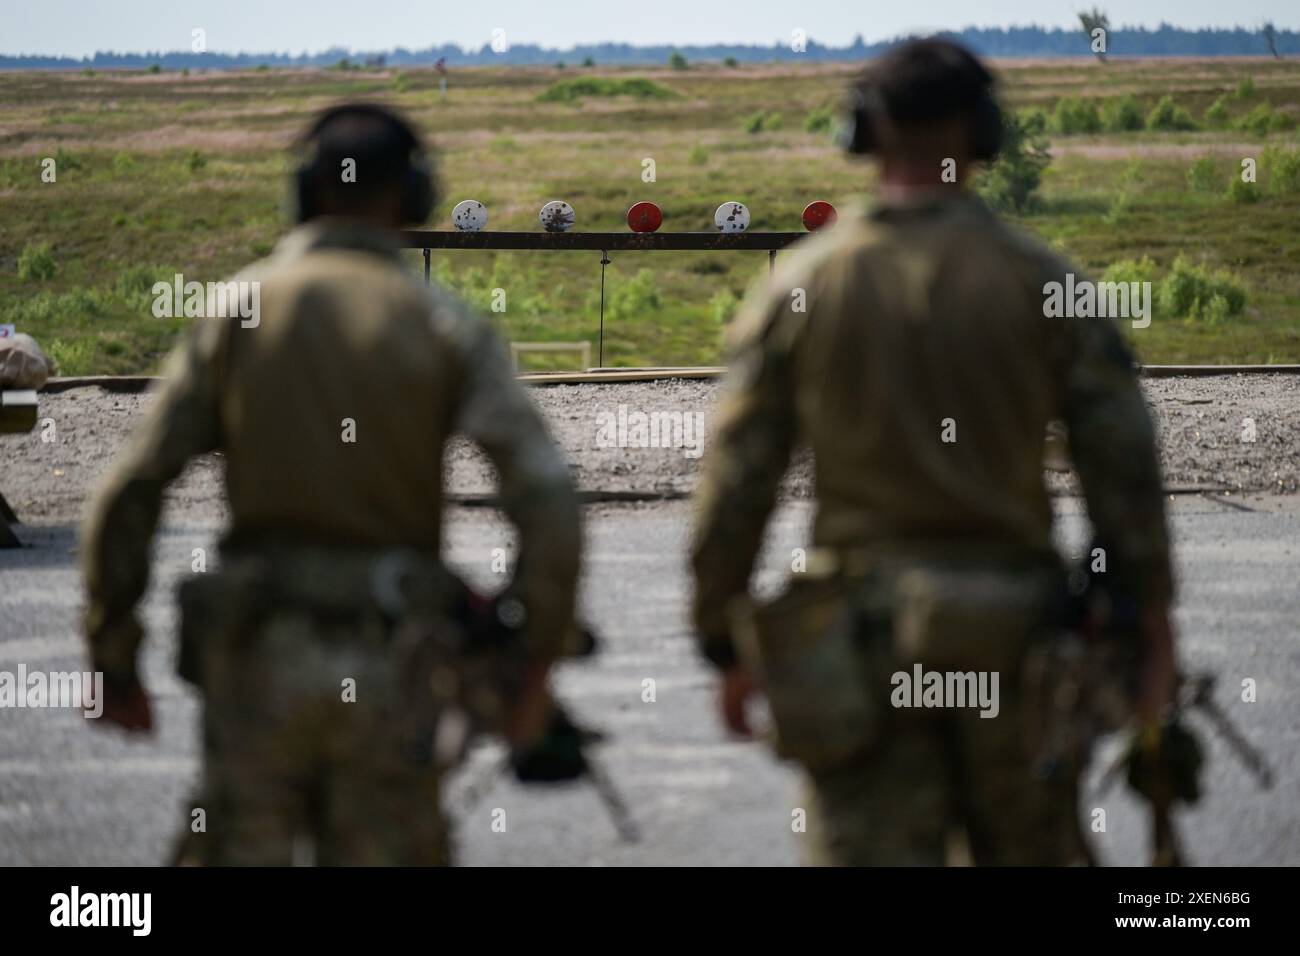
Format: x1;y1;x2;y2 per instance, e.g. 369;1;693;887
401;230;805;367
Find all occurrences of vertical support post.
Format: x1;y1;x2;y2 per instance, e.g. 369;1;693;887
423;248;431;286
768;249;776;275
598;250;610;369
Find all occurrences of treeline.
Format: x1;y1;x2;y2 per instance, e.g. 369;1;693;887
3;24;1298;70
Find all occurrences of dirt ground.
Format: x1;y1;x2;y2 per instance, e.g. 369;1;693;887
2;374;1298;528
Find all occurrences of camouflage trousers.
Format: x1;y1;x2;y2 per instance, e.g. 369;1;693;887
799;680;1092;866
176;606;451;866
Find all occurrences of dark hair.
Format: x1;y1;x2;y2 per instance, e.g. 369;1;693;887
856;37;995;130
294;103;434;219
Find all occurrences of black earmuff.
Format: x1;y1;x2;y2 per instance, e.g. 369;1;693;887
841;77;1004;163
292;104;437;225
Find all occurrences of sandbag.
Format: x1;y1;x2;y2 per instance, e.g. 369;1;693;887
0;333;52;390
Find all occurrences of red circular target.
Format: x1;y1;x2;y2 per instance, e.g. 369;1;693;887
627;201;663;233
802;200;837;231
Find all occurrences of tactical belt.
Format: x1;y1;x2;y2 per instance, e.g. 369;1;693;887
804;542;1063;581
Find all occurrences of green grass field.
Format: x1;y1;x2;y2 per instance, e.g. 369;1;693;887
2;57;1299;373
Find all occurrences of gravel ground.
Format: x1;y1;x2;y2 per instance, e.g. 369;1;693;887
2;374;1298;527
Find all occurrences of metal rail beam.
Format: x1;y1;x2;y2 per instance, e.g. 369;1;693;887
400;231;805;252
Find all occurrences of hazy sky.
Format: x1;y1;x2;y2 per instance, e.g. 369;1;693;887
4;0;1297;57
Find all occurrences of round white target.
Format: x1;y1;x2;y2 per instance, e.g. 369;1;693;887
714;201;750;233
451;199;487;232
539;200;575;233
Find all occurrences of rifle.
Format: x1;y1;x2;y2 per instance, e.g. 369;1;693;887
371;555;640;843
1062;543;1274;865
1094;671;1272;866
457;706;641;843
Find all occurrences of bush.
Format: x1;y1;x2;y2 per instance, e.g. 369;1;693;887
710;289;739;326
1158;256;1246;322
581;57;595;67
1263;147;1300;194
743;110;767;134
112;152;137;174
1236;103;1275;136
688;144;709;165
977;110;1052;213
607;269;661;321
147;64;161;74
17;242;57;281
1102;95;1144;132
723;56;738;68
1052;97;1101;135
1233;76;1256;100
537;77;677;102
1204;96;1230;127
1186;156;1219;194
804;104;835;133
185;149;207;172
1147;96;1197;131
53;147;81;171
1226;176;1259;204
1101;256;1157;290
1019;107;1049;136
668;51;688;70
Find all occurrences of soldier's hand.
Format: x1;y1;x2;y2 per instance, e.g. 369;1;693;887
96;675;153;733
720;665;756;737
1136;603;1177;726
503;661;554;747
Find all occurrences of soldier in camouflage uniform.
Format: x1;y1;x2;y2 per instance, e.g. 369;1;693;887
82;104;581;865
690;39;1177;865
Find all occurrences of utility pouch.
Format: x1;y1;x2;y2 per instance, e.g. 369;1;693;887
175;559;274;687
891;564;1063;675
731;575;891;771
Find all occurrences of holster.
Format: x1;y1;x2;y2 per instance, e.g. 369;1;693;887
731;574;893;770
732;557;1065;772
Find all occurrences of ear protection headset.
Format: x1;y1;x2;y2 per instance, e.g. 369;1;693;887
841;46;1003;162
293;103;437;225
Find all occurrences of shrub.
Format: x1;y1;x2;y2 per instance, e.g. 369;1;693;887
743;110;767;134
688;144;709;165
53;147;81;171
1204;96;1230;127
185;149;207;172
668;51;688;71
1236;103;1277;136
1052;97;1101;135
1158;256;1246;322
147;64;161;74
1233;76;1256;100
804;105;835;133
581;57;595;67
113;152;137;174
1102;95;1144;132
1147;96;1197;131
1263;147;1300;194
607;269;661;321
1101;256;1158;290
537;77;677;103
1019;107;1049;136
977;110;1052;213
1226;176;1259;204
710;289;739;326
17;242;57;281
1186;156;1219;194
723;56;738;68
